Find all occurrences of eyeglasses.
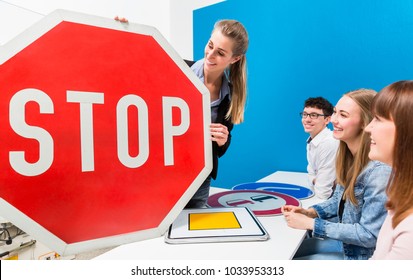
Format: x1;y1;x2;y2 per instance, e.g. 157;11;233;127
300;112;327;119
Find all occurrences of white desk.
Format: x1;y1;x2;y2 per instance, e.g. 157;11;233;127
94;171;322;260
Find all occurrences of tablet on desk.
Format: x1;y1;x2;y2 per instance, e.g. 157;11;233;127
165;207;269;244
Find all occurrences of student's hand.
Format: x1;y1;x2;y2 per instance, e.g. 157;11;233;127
282;205;317;218
210;123;229;147
282;205;304;214
281;205;304;213
283;211;315;230
114;16;128;23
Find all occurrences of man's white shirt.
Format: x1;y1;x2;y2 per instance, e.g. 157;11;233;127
307;127;339;199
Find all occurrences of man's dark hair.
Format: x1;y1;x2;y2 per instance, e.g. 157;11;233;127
304;97;334;116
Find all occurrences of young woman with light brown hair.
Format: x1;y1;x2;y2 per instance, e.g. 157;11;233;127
366;80;413;259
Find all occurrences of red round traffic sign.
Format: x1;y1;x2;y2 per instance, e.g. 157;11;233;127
207;190;301;216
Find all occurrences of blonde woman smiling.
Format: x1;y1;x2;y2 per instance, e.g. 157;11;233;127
282;89;391;260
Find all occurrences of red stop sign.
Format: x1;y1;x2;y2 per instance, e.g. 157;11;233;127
0;10;211;255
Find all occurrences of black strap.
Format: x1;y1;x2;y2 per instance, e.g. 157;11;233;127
184;59;195;67
338;197;345;222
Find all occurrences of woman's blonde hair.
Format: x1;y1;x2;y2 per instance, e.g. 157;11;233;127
335;89;376;205
213;20;249;124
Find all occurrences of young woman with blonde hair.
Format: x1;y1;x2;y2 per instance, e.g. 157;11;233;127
282;89;392;260
186;19;249;208
115;17;249;208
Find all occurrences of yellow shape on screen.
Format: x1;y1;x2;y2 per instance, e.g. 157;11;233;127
189;212;241;230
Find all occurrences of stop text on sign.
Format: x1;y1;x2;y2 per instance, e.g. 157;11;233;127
9;88;190;176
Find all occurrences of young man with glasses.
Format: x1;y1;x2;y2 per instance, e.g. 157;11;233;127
301;97;339;199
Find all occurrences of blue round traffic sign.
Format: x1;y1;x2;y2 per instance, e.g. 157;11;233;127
232;182;314;199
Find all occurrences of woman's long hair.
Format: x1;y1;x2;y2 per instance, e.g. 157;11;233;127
335;89;376;205
214;20;248;124
372;80;413;228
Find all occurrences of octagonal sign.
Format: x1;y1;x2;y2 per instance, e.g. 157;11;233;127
0;9;212;256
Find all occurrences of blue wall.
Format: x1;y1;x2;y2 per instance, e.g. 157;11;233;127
193;0;413;189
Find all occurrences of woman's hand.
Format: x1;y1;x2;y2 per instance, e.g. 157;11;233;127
283;210;315;230
282;205;304;214
282;205;317;218
210;123;229;147
282;205;317;230
114;16;128;23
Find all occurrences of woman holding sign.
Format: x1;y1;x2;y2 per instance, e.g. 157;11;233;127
115;17;249;208
185;19;249;208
